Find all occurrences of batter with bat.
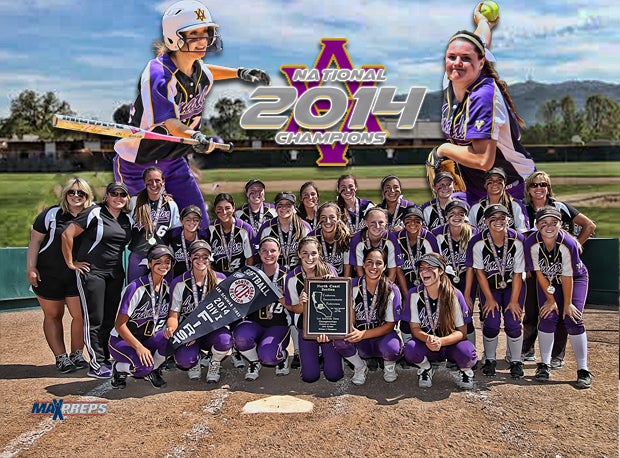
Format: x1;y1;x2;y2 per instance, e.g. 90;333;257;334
112;0;270;226
429;3;535;205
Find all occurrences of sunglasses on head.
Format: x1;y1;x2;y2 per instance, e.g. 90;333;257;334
67;189;86;197
109;191;128;198
529;182;549;188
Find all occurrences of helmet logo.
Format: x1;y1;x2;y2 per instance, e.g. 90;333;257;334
194;8;206;21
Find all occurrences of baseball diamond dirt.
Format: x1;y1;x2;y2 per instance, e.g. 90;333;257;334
0;304;617;457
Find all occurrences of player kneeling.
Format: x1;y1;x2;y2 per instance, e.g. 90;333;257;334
403;254;477;390
108;245;174;389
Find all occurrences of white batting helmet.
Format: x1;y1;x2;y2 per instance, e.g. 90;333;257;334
162;0;222;52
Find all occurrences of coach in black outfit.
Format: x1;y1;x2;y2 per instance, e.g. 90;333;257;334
62;182;133;379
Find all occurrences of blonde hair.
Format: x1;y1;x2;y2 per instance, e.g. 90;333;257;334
524;171;554;205
297;236;332;278
134;167;165;233
60;177;94;213
317;202;351;253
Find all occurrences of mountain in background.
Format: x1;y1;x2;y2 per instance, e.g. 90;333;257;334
415;80;620;126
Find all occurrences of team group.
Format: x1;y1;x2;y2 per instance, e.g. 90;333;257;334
27;166;596;391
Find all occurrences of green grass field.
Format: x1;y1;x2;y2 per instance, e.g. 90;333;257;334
1;162;618;247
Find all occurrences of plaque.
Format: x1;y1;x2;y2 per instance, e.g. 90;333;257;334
303;277;353;339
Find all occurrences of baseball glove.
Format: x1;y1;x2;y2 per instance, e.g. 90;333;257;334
426;147;467;192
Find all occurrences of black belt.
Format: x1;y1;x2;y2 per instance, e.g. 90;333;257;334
356;322;380;330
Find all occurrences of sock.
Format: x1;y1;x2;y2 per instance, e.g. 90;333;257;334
153;351;166;370
211;348;228;363
290;325;300;354
507;335;523;363
417;357;431;371
538;331;554;365
467;331;476;347
346;352;366;369
116;362;131;374
569;332;589;370
482;335;498;361
240;346;259;363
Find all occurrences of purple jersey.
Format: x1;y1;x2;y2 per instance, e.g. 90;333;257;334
349;229;401;269
441;74;535;203
405;285;467;336
284;264;338;326
110;275;171;338
351;277;401;326
246;263;290;327
341;198;374;233
235;203;276;234
467;228;525;290
432;224;479;280
207;218;255;275
309;228;351;277
524;230;588;283
255;217;312;270
394;228;439;289
164;226;210;278
115;54;214;164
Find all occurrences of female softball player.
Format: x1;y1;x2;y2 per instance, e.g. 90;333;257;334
113;0;270;227
467;204;526;379
433;6;535;205
27;177;94;373
333;248;403;385
468;167;528;233
127;166;180;281
309;202;352;277
403;253;477;390
297;181;321;229
233;236;291;381
165;240;228;383
432;200;478;345
165;204;208;278
108;245;174;389
524;207;592;388
284;237;343;383
61;182;133;379
377;175;416;232
521;171;597;365
420;171;467;231
207;193;254;275
234;179;276;234
336;174;374;233
349;207;400;281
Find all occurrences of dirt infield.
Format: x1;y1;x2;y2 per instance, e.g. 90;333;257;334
1;305;617;457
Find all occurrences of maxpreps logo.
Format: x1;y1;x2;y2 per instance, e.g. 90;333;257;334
31;399;108;420
240;38;427;166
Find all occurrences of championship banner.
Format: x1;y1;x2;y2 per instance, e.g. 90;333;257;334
169;265;281;350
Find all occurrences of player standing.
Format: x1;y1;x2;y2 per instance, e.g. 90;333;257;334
113;0;270;227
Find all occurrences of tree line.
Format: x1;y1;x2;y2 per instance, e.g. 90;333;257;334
1;89;618;144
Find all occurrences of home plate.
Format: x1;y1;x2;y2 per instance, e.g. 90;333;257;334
242;395;314;414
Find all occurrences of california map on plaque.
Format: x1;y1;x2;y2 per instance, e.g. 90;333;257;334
311;291;333;318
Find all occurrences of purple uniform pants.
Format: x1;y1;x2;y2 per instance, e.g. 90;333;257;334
333;330;402;362
113;155;210;229
299;328;344;383
108;330;168;378
480;287;525;339
403;338;477;369
173;327;233;369
537;275;588;336
233;321;290;366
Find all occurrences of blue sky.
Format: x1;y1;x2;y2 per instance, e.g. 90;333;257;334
0;0;617;122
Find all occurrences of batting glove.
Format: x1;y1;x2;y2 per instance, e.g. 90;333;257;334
191;131;215;154
426;147;445;172
237;67;271;85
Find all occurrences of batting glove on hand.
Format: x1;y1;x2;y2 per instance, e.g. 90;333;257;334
191;131;215;154
237;67;271;85
426;147;445;172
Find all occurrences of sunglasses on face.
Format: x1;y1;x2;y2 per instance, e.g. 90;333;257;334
109;191;128;198
67;190;86;198
529;182;549;188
